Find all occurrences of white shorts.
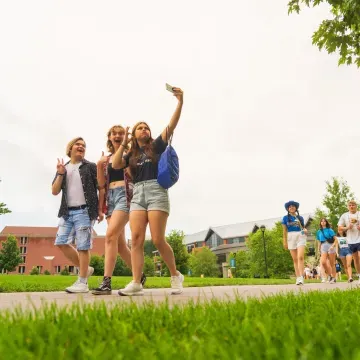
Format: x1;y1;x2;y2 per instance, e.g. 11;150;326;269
287;231;307;250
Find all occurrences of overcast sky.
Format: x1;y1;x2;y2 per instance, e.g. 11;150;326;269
1;1;359;237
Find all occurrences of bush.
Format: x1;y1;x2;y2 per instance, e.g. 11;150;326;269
60;266;70;276
143;256;155;277
89;255;104;276
189;248;219;277
44;270;51;275
113;256;132;276
30;266;39;275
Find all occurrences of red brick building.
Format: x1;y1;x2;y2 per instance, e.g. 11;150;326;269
0;226;105;275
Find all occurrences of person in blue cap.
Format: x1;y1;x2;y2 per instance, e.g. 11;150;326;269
282;200;307;285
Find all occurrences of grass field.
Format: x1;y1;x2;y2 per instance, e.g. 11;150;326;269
1;288;359;359
0;275;306;292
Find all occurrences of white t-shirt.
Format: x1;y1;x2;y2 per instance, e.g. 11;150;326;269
338;212;360;245
65;162;86;207
337;237;349;249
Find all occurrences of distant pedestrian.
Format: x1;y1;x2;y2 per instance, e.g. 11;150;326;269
282;200;307;285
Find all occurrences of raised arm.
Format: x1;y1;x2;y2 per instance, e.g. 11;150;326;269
161;87;184;142
112;127;131;169
52;158;66;195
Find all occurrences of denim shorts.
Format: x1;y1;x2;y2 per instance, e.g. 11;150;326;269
349;243;360;254
130;179;170;214
339;247;352;257
107;186;129;217
320;241;336;254
55;208;94;251
287;231;306;250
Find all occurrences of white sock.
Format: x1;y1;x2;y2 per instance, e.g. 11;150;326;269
79;277;87;284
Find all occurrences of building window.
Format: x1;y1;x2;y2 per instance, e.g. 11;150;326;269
18;266;26;274
37;266;43;274
206;233;223;249
21;256;26;264
20;247;27;254
68;266;75;273
20;237;28;245
54;266;61;274
228;237;245;245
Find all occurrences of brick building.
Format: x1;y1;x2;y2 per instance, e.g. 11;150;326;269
0;226;105;275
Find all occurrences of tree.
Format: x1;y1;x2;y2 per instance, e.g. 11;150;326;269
143;255;155;277
288;0;360;67
321;177;355;229
113;256;132;276
189;247;219;277
233;250;251;278
0;202;11;216
161;230;189;276
144;240;157;257
247;223;294;278
0;235;22;273
89;255;104;276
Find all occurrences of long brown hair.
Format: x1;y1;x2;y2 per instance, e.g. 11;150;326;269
128;121;156;177
106;125;125;154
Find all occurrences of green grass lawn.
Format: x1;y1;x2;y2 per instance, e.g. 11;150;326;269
0;275;304;293
1;289;359;359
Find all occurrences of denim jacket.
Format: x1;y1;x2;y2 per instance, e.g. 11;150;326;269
52;159;98;220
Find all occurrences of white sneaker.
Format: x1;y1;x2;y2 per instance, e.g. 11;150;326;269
171;272;184;295
295;277;300;285
321;278;326;283
87;266;94;278
298;276;304;285
118;281;144;296
65;279;89;293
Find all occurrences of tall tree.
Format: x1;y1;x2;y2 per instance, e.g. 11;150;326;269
189;247;219;277
0;202;11;216
161;230;189;276
247;223;294;278
322;177;355;229
0;235;22;273
288;0;360;67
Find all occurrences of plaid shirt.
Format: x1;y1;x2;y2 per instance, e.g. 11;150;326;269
52;159;99;220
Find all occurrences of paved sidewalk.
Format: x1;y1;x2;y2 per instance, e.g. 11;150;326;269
0;281;357;311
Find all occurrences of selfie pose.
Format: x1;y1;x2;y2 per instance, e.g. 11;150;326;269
112;86;184;296
92;125;146;295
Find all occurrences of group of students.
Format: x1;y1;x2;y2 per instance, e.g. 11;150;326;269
51;86;184;296
282;200;360;285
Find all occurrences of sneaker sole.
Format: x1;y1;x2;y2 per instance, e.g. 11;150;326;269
65;289;89;294
118;291;144;296
171;289;184;295
92;290;112;295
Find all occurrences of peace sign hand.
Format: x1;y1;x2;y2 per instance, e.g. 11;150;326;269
121;127;131;147
57;158;66;175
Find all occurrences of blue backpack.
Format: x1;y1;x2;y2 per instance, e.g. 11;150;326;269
157;129;179;189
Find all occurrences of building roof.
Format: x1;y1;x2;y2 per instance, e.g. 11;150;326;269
0;226;98;237
183;213;313;245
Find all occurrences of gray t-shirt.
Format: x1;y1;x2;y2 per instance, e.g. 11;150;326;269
65;162;86;207
338;211;360;245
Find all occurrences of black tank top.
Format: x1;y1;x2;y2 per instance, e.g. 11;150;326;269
108;164;124;182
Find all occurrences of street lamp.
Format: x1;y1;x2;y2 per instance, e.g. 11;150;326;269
260;225;269;278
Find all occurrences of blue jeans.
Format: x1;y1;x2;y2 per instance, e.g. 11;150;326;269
55;208;94;250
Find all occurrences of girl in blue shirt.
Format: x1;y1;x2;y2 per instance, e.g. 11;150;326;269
316;218;337;283
282;200;307;285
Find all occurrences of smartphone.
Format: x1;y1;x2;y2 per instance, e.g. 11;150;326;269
166;83;174;93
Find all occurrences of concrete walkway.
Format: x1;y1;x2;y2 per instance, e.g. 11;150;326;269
0;281;357;311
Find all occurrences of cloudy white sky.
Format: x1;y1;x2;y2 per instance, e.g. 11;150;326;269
0;1;359;237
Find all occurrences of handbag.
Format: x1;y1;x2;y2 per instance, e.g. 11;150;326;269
320;228;335;244
157;127;179;189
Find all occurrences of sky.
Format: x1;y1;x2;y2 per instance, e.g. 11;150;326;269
1;0;359;238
